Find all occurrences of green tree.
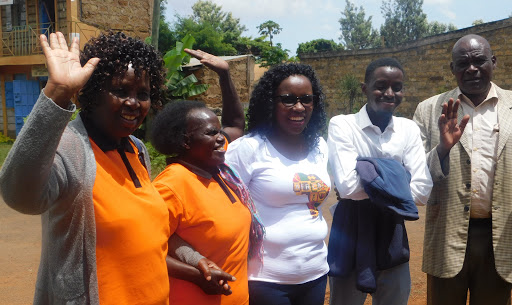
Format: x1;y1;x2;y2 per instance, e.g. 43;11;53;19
427;21;457;36
257;20;282;47
158;18;179;53
297;39;343;55
339;0;381;49
472;19;484;26
191;0;247;45
258;43;288;67
380;0;428;47
232;36;268;57
173;16;237;55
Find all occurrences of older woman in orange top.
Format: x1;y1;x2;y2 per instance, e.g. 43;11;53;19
152;50;264;305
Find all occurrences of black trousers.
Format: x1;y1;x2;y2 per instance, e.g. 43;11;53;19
427;218;512;305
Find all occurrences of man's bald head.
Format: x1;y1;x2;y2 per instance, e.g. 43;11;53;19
450;34;496;105
452;34;492;61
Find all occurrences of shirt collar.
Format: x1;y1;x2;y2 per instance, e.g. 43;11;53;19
174;159;218;180
80;112;134;153
355;104;395;132
457;82;498;108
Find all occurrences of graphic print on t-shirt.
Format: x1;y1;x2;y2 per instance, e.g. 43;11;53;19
293;173;330;218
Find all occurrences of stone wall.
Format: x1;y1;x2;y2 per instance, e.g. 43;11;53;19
300;18;512;119
186;55;255;111
80;0;152;38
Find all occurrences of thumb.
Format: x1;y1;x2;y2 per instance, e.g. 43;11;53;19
197;259;212;281
83;57;100;77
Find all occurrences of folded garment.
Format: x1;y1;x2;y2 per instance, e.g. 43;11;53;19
328;157;414;293
356;157;418;221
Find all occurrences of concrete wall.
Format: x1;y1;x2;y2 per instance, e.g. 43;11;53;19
300;18;512;119
80;0;153;38
187;55;255;111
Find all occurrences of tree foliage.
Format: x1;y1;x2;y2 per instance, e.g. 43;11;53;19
258;43;288;67
339;0;381;49
191;0;247;45
379;0;456;47
427;21;457;36
257;20;282;47
156;1;289;67
380;0;428;47
297;39;343;55
339;73;364;114
162;34;209;100
472;19;484;26
174;16;238;55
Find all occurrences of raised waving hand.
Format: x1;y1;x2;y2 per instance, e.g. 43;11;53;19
437;98;470;161
40;32;100;107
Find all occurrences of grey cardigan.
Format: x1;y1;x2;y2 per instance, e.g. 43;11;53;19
0;92;202;304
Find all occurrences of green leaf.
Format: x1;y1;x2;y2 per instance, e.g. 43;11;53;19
186;84;209;97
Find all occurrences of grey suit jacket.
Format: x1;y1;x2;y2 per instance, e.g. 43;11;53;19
413;83;512;282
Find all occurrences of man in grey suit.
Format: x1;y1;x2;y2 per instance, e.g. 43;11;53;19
414;34;512;305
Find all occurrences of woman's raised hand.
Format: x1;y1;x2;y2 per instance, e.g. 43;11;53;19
184;49;229;76
40;32;100;107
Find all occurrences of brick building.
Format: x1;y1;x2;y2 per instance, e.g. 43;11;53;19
0;0;154;138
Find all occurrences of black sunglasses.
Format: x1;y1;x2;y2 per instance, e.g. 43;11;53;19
274;94;317;107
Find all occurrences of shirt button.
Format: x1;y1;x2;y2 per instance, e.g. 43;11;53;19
466;159;471;165
473;147;478;151
465;183;471;189
464;205;470;212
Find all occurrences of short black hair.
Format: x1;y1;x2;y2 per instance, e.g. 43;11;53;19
78;31;165;115
151;100;207;156
364;57;404;83
247;63;326;152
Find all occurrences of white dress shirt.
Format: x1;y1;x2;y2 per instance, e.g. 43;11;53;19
327;104;433;205
458;84;499;218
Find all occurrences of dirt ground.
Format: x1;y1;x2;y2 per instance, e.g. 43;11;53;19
0;194;427;305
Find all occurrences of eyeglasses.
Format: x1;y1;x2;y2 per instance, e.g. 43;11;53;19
274;94;317;107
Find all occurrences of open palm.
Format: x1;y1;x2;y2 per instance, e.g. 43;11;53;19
40;32;99;106
437;98;470;158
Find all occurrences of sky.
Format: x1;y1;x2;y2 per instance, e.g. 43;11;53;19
164;0;512;56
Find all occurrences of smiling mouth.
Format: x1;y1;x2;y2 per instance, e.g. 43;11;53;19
290;116;305;121
121;114;137;121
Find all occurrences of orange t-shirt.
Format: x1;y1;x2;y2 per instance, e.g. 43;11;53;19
153;162;251;305
91;139;170;305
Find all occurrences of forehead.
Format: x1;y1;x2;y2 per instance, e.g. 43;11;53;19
110;66;149;86
453;38;491;59
186;108;219;130
369;66;404;83
277;75;312;91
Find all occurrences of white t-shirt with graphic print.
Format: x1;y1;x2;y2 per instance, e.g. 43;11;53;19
225;133;331;284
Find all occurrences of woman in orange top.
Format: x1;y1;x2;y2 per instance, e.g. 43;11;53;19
0;32;225;304
151;51;264;305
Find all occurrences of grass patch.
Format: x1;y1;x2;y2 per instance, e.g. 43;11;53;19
0;143;13;167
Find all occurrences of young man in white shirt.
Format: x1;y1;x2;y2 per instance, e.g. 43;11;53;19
327;57;433;305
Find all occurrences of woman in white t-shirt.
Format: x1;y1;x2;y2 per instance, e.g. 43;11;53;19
225;63;330;305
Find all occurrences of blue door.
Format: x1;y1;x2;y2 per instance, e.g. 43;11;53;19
13;80;40;135
5;82;14;108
